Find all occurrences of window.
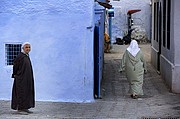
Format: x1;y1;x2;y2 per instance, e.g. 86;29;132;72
163;0;166;47
5;44;22;65
167;0;171;50
154;2;162;43
154;2;157;41
157;2;162;44
156;2;159;42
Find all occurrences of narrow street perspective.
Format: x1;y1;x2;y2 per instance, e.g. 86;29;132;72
101;44;180;118
0;43;180;119
1;0;180;119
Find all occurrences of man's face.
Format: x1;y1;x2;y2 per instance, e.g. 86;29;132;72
23;44;31;54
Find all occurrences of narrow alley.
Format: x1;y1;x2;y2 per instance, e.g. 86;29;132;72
0;44;180;119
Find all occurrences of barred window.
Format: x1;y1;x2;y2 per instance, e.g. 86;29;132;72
167;0;171;50
5;44;22;65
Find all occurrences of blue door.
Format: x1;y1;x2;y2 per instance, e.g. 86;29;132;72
94;26;101;99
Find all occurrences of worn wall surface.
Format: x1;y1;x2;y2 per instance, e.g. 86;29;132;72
160;0;180;93
110;0;151;42
170;0;180;93
0;0;95;102
151;0;180;93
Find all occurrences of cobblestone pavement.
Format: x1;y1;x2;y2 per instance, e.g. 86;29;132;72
0;44;180;119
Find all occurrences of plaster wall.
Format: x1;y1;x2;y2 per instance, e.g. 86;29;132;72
173;0;180;65
110;0;151;42
151;46;158;70
171;0;180;93
160;0;180;93
160;55;172;89
0;0;95;102
151;0;180;93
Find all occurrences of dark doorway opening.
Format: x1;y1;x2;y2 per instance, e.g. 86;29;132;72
94;26;101;99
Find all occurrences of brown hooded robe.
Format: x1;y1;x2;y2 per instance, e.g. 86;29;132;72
11;52;35;110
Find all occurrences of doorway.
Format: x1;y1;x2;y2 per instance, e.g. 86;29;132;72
94;26;101;99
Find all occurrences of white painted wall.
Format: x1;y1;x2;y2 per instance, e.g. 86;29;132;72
151;0;180;93
171;0;180;93
110;0;152;42
0;0;95;102
173;0;180;65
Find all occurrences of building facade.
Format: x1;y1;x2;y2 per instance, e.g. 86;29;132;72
151;0;180;93
0;0;96;102
110;0;152;43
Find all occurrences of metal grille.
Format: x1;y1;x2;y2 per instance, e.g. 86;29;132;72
5;44;22;65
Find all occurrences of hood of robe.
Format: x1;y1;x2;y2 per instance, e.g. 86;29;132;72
127;40;140;57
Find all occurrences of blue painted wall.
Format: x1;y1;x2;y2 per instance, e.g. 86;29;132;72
0;0;95;102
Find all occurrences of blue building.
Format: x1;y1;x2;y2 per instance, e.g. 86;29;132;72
0;0;109;102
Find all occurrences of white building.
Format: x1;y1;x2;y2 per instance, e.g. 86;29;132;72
151;0;180;93
110;0;152;42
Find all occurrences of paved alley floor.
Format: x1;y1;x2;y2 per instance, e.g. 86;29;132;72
0;44;180;119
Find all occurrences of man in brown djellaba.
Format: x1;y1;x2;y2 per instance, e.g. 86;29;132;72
11;42;35;114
